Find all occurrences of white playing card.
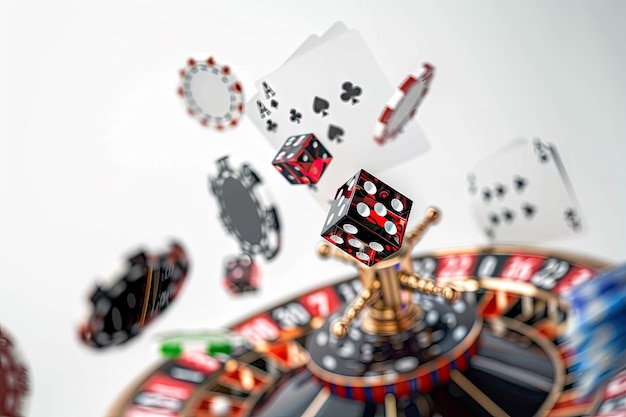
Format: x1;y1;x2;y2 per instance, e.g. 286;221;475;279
247;23;347;154
248;28;429;207
253;21;348;106
467;137;584;243
285;34;320;63
287;22;349;63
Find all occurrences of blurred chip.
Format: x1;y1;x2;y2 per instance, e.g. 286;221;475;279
373;63;435;145
177;57;244;130
0;326;30;417
79;241;190;349
565;263;626;397
209;156;281;261
156;329;250;360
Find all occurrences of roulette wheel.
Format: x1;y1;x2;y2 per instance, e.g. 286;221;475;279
106;208;624;417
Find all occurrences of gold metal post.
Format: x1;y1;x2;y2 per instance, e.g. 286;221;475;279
398;271;461;302
331;278;381;338
404;207;440;249
317;242;365;270
319;206;464;339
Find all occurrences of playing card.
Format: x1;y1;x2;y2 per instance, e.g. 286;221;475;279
254;22;348;114
287;22;349;62
467;137;584;243
250;22;350;133
248;27;429;207
285;35;320;63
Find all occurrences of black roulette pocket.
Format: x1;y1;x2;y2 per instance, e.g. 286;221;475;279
106;208;622;417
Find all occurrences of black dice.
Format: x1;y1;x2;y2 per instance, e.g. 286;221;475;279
272;133;333;185
321;169;413;266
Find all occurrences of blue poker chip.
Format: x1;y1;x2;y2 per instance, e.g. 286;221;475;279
574;350;626;398
565;265;626;398
568;263;626;305
566;263;626;325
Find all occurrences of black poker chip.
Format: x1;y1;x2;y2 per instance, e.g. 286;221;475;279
208;156;281;261
79;241;190;349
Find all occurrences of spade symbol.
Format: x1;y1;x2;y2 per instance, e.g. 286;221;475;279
521;202;536;219
313;96;330;117
513;175;527;193
328;124;344;143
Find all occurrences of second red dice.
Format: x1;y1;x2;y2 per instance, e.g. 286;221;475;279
272;133;333;185
321;169;413;266
223;254;260;294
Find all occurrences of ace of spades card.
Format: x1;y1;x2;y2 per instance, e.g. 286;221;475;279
467;137;584;243
246;25;430;207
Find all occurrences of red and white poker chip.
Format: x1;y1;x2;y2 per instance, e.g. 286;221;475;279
0;326;30;417
373;63;435;145
177;57;244;130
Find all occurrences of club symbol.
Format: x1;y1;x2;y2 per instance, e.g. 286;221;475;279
513;175;527;192
482;188;492;203
494;183;507;198
290;108;302;123
502;208;515;223
271;99;279;108
521;202;536;219
489;212;500;226
266;120;277;132
340;81;362;105
564;208;581;231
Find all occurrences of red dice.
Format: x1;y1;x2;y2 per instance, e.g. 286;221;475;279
321;169;413;266
224;255;260;294
272;133;332;185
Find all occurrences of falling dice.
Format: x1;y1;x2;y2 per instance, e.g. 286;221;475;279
224;255;260;294
272;133;332;185
321;169;413;266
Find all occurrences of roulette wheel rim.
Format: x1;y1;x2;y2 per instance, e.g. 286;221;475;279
107;244;619;417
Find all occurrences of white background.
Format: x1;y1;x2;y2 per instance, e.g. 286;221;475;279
4;1;626;416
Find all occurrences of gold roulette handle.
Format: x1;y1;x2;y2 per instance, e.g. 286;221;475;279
398;271;461;302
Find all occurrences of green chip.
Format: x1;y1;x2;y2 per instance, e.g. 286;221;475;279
207;337;232;356
160;342;183;358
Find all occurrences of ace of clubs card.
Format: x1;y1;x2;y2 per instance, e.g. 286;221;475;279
247;26;429;207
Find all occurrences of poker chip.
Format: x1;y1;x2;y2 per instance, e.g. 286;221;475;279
209;156;281;260
373;63;435;145
0;326;30;417
177;57;244;130
564;263;626;397
79;241;190;349
157;330;250;359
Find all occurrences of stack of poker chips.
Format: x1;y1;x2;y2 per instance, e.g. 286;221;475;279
565;263;626;397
